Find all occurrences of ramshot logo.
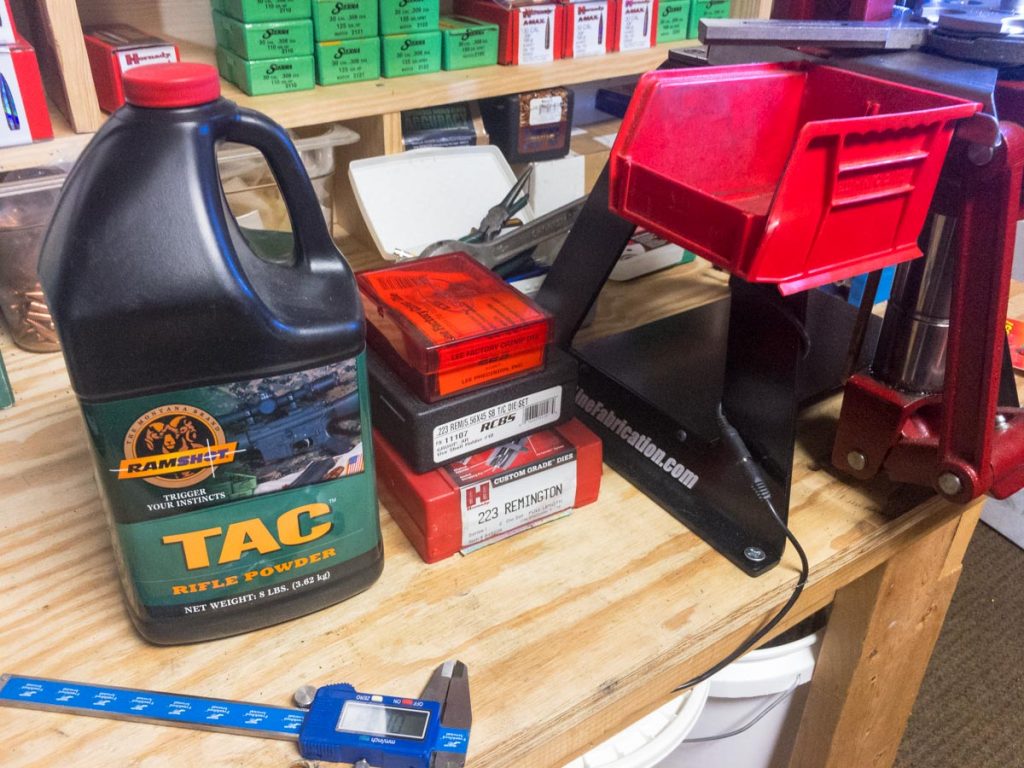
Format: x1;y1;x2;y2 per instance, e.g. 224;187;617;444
575;388;699;488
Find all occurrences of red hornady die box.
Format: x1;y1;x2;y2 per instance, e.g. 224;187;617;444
84;24;180;113
0;34;53;148
375;419;603;563
562;0;614;58
455;0;565;64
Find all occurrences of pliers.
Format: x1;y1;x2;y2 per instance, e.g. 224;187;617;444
464;165;533;243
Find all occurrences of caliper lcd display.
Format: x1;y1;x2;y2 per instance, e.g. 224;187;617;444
336;700;430;739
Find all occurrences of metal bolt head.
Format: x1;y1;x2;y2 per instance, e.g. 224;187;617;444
846;450;867;471
744;546;767;563
293;684;318;709
967;142;996;167
937;472;963;497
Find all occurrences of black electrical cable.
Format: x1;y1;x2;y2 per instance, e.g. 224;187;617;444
673;406;811;693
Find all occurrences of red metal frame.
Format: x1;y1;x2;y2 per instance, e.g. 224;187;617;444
833;123;1024;501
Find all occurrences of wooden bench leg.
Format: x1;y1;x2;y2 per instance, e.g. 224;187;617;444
788;500;983;768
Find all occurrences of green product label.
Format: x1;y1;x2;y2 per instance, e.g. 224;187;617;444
316;39;381;84
688;0;729;39
223;18;313;59
441;22;498;70
382;32;441;77
82;355;380;613
656;0;692;42
247;54;316;94
379;0;440;36
313;0;378;40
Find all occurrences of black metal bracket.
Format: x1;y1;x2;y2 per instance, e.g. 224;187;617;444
535;164;878;576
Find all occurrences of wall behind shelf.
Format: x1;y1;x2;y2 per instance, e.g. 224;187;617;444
76;0;217;46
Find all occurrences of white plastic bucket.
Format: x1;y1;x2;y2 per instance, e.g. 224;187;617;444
661;631;822;768
563;681;711;768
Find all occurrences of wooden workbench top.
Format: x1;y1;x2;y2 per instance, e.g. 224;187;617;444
0;259;962;768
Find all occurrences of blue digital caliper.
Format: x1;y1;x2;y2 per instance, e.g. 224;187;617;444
0;660;471;768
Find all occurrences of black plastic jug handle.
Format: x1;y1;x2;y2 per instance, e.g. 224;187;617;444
221;108;342;274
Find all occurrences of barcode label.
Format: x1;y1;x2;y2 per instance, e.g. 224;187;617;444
433;385;563;463
529;96;563;126
524;396;558;424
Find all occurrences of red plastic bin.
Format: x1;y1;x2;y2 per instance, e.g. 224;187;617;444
608;62;980;294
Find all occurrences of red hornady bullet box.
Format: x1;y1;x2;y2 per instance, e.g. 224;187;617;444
84;24;181;113
376;419;603;563
612;0;656;51
0;0;17;45
0;34;53;148
454;0;565;64
562;0;614;58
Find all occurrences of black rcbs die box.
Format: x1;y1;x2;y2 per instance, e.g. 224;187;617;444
368;346;578;472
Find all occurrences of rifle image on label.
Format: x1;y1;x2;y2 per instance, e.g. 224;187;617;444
219;373;361;463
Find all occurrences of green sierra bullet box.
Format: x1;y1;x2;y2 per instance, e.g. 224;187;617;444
219;0;313;23
655;0;692;42
212;12;314;59
381;30;441;77
439;15;498;70
379;0;440;36
315;38;381;84
687;0;729;39
312;0;378;40
216;46;315;94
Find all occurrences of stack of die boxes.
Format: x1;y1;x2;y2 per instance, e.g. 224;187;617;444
359;253;602;563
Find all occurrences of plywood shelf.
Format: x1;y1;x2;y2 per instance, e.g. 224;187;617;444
1;39;687;170
184;39;687;127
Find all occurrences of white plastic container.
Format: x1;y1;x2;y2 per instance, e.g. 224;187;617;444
348;145;535;259
562;681;711;768
662;631;822;768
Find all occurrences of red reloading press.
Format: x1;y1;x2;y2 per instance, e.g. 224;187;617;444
533;0;1024;575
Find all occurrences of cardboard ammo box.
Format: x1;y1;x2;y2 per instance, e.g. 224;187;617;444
655;0;692;42
454;0;565;64
219;0;313;23
562;0;613;58
212;12;314;60
315;37;380;84
612;0;656;51
381;30;442;77
311;0;378;40
380;0;440;36
439;15;499;70
84;24;180;112
215;46;315;94
688;0;729;39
